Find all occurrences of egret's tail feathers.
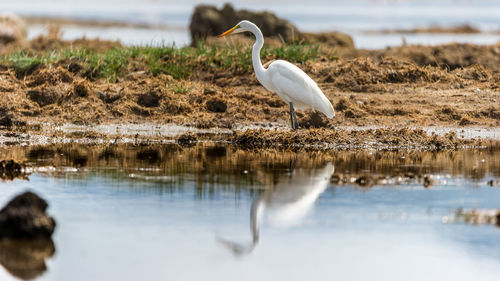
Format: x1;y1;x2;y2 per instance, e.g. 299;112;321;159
318;99;335;119
308;86;335;119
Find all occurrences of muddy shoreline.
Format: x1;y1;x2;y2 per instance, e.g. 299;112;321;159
0;33;499;150
1;123;500;151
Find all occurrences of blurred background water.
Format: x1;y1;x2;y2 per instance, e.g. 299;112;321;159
1;0;499;48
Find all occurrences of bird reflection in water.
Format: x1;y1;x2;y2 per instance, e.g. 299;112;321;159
0;239;55;280
218;162;334;256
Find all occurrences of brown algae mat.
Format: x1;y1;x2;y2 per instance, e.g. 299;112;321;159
0;35;499;149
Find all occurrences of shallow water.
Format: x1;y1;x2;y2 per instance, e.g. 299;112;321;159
0;144;500;280
3;0;500;48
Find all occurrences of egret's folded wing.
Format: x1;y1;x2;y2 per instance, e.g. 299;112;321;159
268;61;334;117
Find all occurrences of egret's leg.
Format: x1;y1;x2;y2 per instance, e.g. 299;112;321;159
289;103;299;130
293;112;299;130
289;102;295;130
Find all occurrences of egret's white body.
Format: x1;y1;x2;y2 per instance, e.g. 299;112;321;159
260;162;334;227
264;60;334;117
219;20;335;129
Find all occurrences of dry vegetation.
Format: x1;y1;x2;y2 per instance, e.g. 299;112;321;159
0;31;499;149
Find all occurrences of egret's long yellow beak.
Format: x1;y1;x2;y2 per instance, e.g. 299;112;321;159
217;25;239;38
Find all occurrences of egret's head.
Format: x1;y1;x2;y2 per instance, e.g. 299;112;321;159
217;20;253;38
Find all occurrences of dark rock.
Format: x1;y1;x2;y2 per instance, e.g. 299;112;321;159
0;192;56;239
206;98;227;113
189;3;299;44
0;239;55;280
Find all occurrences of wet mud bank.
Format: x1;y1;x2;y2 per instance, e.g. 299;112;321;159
0;34;499;150
1;124;500;150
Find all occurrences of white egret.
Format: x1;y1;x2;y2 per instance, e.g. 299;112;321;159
218;20;335;130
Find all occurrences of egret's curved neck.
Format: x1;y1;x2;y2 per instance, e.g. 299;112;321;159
248;24;266;82
250;194;265;243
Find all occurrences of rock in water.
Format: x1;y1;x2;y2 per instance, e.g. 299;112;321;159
0;12;27;46
0;239;55;280
190;3;298;45
0;192;56;239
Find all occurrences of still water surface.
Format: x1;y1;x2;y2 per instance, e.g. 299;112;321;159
0;144;500;281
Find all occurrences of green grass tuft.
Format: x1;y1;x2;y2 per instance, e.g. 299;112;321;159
5;51;52;76
0;41;322;81
170;83;190;94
